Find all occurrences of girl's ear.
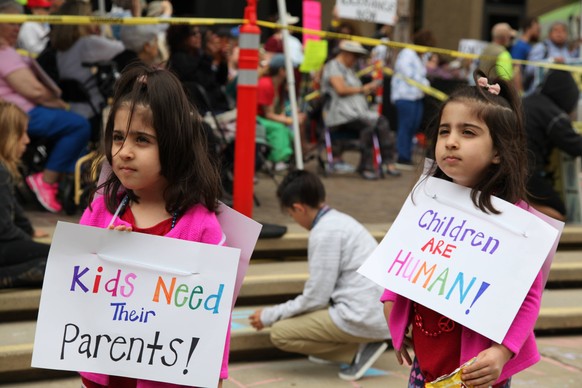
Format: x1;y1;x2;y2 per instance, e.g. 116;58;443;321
492;151;501;164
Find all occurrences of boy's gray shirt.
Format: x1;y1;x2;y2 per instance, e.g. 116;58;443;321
260;209;390;339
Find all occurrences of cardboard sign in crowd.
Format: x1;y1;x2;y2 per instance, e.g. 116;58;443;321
359;174;562;343
32;205;261;387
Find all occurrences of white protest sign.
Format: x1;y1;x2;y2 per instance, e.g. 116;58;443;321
32;222;240;387
458;39;488;55
216;202;262;308
358;176;560;343
336;0;397;25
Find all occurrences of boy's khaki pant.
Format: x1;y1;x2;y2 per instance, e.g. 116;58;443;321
269;308;381;363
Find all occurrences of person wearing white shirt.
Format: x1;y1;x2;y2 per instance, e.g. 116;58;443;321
390;29;435;170
16;0;52;55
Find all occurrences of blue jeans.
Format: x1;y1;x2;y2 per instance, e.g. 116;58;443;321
395;99;424;163
27;106;91;173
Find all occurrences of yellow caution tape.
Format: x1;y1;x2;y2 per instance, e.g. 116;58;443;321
3;14;580;73
257;20;582;74
0;14;244;26
383;68;449;101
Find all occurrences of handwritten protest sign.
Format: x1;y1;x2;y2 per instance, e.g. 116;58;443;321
302;0;321;44
216;202;262;308
358;176;561;343
336;0;397;25
300;40;328;73
32;222;241;387
458;39;488;56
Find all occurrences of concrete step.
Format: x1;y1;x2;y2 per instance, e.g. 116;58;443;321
2;251;582;318
3;250;582;319
33;223;582;258
254;224;582;258
1;288;582;380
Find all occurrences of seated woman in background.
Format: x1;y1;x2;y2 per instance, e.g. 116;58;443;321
49;0;125;120
0;0;91;213
116;24;161;71
166;24;230;114
0;101;49;289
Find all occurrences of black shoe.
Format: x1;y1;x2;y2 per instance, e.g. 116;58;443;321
338;341;388;381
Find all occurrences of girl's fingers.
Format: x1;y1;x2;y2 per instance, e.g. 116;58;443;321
107;225;133;232
402;348;413;365
395;351;404;365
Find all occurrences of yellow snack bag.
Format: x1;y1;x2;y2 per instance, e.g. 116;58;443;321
424;357;477;388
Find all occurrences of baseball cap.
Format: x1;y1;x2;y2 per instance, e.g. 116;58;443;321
492;22;517;39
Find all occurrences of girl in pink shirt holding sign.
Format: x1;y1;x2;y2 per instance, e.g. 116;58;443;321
79;64;229;387
382;71;543;388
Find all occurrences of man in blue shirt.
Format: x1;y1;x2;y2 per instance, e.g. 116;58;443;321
511;17;540;92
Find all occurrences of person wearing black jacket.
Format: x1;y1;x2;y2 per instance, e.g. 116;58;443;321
523;70;582;221
0;101;49;288
166;24;230;114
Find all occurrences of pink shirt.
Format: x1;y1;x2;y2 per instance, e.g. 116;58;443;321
0;47;36;112
381;201;547;384
78;195;230;387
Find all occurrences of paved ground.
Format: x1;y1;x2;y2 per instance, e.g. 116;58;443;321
15;153;582;387
3;335;582;387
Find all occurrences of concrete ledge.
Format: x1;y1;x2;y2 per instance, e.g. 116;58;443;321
1;252;581;317
237;261;308;298
547;250;582;283
537;307;582;331
0;289;41;314
253;223;390;257
254;224;582;257
0;343;32;374
1;290;582;379
229;327;272;353
558;225;582;246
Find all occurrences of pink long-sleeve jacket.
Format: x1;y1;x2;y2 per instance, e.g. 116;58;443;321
78;195;229;387
381;200;548;384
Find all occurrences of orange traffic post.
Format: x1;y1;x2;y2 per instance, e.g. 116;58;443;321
233;0;260;217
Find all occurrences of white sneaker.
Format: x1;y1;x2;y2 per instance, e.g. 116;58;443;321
274;161;289;172
332;161;356;174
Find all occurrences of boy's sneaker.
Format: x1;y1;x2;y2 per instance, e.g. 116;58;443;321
25;172;62;213
338;341;388;381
